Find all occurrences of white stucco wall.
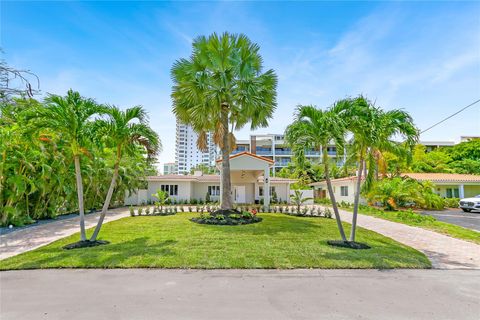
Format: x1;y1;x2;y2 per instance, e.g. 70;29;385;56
313;180;358;204
192;182;221;202
228;155;271;171
124;189;148;205
148;180;192;202
434;184;480;198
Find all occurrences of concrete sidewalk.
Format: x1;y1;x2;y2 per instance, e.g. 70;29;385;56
1;269;479;320
331;207;480;269
0;208;130;260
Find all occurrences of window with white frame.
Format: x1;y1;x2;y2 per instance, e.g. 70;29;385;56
446;188;459;198
161;184;178;196
259;186;276;196
340;186;348;197
208;185;220;196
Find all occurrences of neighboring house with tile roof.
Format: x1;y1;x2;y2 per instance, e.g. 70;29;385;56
126;152;299;205
310;173;480;203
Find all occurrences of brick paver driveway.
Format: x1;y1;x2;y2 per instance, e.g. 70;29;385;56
0;208;130;260
328;206;480;269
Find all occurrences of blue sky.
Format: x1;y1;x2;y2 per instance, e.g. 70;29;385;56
2;1;480;166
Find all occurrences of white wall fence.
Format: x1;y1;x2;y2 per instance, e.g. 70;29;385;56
289;189;314;205
124;189;148;206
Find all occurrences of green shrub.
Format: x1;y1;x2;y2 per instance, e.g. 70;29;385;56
444;198;459;208
323;207;332;219
396;209;436;223
242;211;253;219
129;206;135;217
315;198;332;205
365;177;445;210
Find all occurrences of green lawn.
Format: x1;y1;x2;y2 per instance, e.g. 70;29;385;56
338;206;480;245
0;213;431;270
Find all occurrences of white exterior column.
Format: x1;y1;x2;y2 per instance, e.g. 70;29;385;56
459;184;465;199
264;167;270;210
286;182;291;204
272;136;276;177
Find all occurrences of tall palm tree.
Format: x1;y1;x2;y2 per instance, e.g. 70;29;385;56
89;106;160;241
285;105;348;241
29;90;103;241
171;32;277;211
336;96;418;242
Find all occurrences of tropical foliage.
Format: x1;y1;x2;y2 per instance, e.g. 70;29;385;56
0;94;159;228
410;141;480;174
364;177;444;210
171;32;277;211
189;163;217;175
289;190;313;213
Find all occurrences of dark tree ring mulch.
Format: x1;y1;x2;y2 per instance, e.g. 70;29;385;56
190;216;262;226
327;240;371;250
63;240;110;250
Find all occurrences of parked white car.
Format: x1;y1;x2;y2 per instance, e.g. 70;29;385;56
459;195;480;212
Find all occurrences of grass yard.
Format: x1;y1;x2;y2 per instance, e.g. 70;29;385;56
0;213;430;270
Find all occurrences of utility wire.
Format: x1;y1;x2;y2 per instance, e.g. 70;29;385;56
421;98;480;134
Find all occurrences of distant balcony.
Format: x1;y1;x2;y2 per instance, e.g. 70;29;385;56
305;151;321;156
256;150;272;155
274;150;292;155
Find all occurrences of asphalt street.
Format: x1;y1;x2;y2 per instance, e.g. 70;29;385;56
421;208;480;231
1;269;479;320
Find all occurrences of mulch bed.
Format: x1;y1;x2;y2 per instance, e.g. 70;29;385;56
63;240;110;250
327;240;371;250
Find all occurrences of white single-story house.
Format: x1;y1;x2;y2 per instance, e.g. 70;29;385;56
310;173;480;203
310;176;363;204
126;152;300;206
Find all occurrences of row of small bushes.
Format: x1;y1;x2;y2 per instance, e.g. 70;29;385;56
129;204;324;216
316;198;438;224
357;204;436;224
314;191;460;210
281;206;333;218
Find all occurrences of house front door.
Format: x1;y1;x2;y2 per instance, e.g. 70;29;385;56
234;185;246;203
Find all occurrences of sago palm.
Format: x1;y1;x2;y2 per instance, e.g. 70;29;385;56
27;90;103;241
289;189;313;213
90;105;160;241
171;32;277;211
285;104;348;241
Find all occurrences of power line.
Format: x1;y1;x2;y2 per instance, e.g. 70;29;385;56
421;98;480;134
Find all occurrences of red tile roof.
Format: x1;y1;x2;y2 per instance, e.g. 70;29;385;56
310;173;480;185
215;151;274;164
401;173;480;183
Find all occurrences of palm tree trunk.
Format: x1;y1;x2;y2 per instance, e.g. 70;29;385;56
220;109;233;210
74;155;87;241
350;156;364;242
90;147;121;241
323;148;347;241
